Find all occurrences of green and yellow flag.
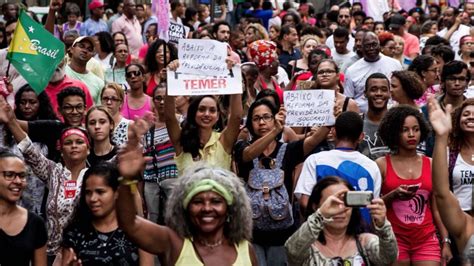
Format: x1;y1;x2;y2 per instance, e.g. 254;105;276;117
7;10;65;94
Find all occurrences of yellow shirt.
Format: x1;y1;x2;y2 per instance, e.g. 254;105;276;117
175;132;231;175
175;238;252;266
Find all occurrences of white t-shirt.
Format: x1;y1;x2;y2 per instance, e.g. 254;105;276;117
326;34;355;52
331;49;356;68
437;24;470;59
344;55;403;113
294;150;382;198
452;153;474;211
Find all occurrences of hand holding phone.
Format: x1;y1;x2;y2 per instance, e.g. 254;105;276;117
406;184;420;193
344;191;374;207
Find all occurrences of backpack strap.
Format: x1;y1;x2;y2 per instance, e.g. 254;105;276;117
274;143;288;168
355;235;370;266
342;97;350;112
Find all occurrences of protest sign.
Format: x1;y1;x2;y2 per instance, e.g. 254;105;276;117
284;90;335;127
177;39;228;76
167;65;242;96
168;22;186;44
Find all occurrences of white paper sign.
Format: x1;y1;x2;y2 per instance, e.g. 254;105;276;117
284;90;336;127
167;65;242;96
177;39;228;76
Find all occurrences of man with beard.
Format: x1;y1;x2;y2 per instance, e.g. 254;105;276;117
65;36;104;104
112;0;142;56
358;73;390;160
45;58;93;118
344;32;402;113
326;7;355;51
212;21;241;63
437;7;470;58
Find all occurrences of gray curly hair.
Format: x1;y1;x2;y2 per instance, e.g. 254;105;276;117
165;164;253;244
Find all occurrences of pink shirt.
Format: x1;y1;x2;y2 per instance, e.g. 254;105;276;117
403;32;420;58
121;94;152;120
45;75;94;119
112;15;143;56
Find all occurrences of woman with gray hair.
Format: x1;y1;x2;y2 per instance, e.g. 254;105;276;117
116;132;258;265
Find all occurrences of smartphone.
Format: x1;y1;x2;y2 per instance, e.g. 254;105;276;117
344;191;373;207
407;184;420;193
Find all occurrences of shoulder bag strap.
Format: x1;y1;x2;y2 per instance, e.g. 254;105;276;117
355;235;370;266
342;97;350;112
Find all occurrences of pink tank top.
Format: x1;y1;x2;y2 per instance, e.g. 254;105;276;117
382;155;436;240
121;94;152;120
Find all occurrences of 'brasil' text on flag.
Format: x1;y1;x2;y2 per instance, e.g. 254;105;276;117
7;10;65;94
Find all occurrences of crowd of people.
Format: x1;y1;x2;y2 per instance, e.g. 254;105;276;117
1;0;474;265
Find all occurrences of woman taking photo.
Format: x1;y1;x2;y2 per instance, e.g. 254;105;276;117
144;39;177;96
100;83;131;147
85;106;117;167
408;55;441;106
429;96;474;264
0;149;47;266
116;143;257;266
376;105;451;265
234;98;330;265
164;60;242;174
104;43;129;88
121;64;153;120
390;70;425;107
285;176;397;266
61;162;151;265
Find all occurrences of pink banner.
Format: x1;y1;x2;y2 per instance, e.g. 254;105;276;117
153;0;170;42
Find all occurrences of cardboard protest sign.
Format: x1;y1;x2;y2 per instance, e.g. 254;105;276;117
284;90;335;127
167;65;242;96
168;22;186;44
177;39;228;76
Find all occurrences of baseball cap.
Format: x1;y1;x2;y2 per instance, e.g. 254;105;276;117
72;36;95;51
89;0;105;10
389;14;406;30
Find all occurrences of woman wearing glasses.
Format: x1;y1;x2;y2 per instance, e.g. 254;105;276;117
2;101;89;264
100;83;131;147
121;64;153;120
0;149;47;266
408;55;441;106
104;43;130;88
234;99;330;265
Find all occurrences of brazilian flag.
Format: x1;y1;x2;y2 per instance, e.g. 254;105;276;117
7;10;65;94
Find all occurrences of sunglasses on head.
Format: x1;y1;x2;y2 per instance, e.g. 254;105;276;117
126;70;142;78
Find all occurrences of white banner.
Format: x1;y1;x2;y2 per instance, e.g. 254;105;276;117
167;65;242;96
284;90;336;127
177;39;228;76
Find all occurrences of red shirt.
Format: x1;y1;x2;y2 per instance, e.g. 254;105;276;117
45;75;94;119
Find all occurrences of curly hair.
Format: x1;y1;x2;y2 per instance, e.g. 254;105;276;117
144;39;178;74
408;55;436;78
377;31;394;47
245;23;269;42
14;84;58;121
449;98;474;151
180;96;221;158
299;34;320;51
378;105;431;151
391;70;425;100
165;164;253;244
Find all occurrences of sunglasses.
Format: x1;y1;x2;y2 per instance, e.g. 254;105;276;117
126;70;142;78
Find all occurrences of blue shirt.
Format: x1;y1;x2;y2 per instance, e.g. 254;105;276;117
244;9;273;29
80;18;108;36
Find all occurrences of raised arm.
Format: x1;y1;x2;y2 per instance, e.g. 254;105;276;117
302;126;330;156
428;96;471;246
220;93;243;154
45;0;62;34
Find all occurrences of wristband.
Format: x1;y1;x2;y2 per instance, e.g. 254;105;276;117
442;237;452;245
118;177;139;194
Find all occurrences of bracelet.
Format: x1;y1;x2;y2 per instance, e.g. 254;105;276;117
118;177;139;194
442;237;452;245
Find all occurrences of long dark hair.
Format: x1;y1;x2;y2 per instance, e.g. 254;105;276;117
181;95;221;158
14;85;58;121
306;176;363;244
66;162;120;230
144;39;178;74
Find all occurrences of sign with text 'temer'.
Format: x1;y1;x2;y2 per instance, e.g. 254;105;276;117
284;90;336;127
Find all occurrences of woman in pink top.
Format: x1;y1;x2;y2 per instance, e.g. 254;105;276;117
121;64;153;119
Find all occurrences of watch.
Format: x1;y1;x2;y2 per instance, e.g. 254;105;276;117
443;237;452;245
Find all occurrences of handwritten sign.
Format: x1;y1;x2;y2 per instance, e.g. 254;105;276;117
284;90;335;126
177;39;228;76
168;22;186;44
167;65;242;96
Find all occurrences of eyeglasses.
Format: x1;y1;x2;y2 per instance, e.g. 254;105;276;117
446;76;468;82
153;96;164;102
252;114;274;123
1;171;27;182
126;70;142;78
338;15;350;18
101;96;121;103
317;69;337;76
62;104;85;113
364;42;379;50
426;68;439;73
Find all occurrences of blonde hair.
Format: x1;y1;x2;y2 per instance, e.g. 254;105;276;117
101;82;125;103
245;23;269;42
300;34;320;50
